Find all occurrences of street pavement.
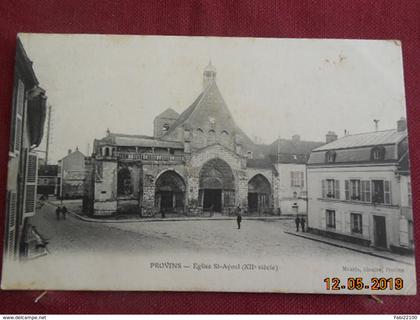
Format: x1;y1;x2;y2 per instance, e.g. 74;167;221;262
30;201;415;266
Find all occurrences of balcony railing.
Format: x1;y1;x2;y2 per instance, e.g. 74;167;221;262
114;152;185;162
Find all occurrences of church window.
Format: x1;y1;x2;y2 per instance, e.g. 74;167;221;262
207;130;216;145
162;124;170;133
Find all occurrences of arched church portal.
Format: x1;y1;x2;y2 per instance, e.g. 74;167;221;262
199;158;235;213
155;171;186;214
248;174;271;213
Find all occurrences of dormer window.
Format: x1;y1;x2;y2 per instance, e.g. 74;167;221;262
371;146;385;161
325;150;337;163
162;124;170;133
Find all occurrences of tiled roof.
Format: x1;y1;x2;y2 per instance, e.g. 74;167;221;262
156;108;179;120
313;129;406;151
101;132;184;149
164;91;205;135
247;158;273;169
269;139;324;155
250;139;324;164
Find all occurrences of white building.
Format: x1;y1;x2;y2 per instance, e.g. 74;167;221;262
307;118;413;253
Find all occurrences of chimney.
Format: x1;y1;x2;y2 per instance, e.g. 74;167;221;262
397;117;407;132
326;131;338;144
292;134;300;142
373;119;379;131
68;149;72;155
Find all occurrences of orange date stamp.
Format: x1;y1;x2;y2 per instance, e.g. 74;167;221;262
324;277;404;291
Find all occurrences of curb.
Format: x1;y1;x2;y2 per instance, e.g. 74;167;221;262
45;201;293;223
284;231;413;266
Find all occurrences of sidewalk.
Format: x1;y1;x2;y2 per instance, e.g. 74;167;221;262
45;200;294;223
284;229;414;266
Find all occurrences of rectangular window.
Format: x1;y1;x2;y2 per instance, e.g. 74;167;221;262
361;180;371;202
351;213;363;234
345;179;361;201
326;210;336;228
291;172;304;187
372;180;391;205
322;179;339;199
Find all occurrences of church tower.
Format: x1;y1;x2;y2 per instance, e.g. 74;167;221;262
203;61;216;90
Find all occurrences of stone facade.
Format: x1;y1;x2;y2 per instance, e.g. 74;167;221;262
86;63;317;218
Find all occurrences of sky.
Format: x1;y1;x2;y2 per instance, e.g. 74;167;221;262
19;34;407;162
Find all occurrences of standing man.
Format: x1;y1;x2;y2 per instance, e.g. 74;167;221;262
236;206;242;230
295;216;300;232
62;205;68;220
300;216;306;232
56;206;61;220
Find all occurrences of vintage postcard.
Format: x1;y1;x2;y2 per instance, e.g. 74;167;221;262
1;33;416;294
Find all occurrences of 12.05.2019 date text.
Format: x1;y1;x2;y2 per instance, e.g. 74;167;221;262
324;277;403;291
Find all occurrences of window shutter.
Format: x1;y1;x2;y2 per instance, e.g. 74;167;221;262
360;181;364;201
344;212;351;233
6;191;17;259
290;172;294;187
321;179;326;198
13;79;25;153
345;180;350;200
300;172;304;188
399;218;409;246
334;180;340;199
24;152;38;217
321;209;326;229
384;180;391;205
362;214;369;237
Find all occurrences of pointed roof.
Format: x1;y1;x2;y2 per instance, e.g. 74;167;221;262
164;80;238;135
156;108;179;120
164;91;205;135
204;60;216;73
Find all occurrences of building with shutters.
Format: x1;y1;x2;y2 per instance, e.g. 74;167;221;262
307;118;413;253
5;38;47;260
254;136;324;215
56;148;87;199
86;62;322;217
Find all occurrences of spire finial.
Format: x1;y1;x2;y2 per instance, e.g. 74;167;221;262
203;60;216;89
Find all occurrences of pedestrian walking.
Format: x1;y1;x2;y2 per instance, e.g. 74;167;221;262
62;205;68;220
300;217;306;232
56;206;61;220
236;206;242;230
295;216;300;232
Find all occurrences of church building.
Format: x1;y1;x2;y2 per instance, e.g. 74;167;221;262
86;63;318;217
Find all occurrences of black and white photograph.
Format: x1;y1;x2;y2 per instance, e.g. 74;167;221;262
1;34;416;294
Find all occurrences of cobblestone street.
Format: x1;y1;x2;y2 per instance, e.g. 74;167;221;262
30;201;414;267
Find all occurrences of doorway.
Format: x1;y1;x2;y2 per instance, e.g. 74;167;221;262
160;191;173;211
373;215;387;248
248;193;258;212
203;189;222;212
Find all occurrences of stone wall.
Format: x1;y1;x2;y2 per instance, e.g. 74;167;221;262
94;160;117;215
141;163;187;216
